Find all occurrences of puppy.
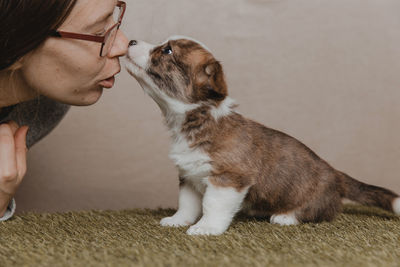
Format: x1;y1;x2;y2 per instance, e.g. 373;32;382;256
125;36;400;235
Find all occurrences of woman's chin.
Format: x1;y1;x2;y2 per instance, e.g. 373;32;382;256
79;89;103;106
65;88;104;106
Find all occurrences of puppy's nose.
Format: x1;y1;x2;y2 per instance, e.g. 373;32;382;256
129;40;137;46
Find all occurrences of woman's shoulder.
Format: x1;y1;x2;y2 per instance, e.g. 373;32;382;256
0;96;70;148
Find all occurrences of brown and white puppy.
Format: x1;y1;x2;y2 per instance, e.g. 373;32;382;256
125;36;400;235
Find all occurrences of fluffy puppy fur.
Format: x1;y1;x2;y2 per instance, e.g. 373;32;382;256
125;36;400;235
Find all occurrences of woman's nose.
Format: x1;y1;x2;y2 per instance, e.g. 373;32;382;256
108;30;129;58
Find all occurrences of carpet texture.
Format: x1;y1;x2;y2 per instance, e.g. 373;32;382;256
0;205;399;267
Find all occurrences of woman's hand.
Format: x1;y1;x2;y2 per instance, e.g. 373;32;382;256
0;121;29;217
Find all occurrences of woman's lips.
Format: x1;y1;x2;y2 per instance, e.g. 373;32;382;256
99;76;115;88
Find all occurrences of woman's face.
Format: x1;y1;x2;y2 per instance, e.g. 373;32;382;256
20;0;129;106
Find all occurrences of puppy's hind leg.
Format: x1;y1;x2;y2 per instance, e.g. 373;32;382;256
160;182;202;227
270;212;299;226
296;191;342;224
187;180;249;235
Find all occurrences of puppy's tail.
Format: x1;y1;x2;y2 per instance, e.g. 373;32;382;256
339;172;400;215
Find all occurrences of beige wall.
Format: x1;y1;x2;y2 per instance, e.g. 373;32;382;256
16;0;400;213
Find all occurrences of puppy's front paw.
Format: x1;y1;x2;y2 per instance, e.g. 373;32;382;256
186;224;226;235
160;216;191;227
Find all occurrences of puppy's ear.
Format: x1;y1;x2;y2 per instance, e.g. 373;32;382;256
193;60;227;102
203;60;228;101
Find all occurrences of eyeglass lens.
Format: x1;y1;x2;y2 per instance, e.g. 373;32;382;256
101;6;123;56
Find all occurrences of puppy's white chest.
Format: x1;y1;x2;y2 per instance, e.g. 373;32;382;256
169;137;212;192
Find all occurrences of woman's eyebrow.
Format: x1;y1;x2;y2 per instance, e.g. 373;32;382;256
83;10;113;31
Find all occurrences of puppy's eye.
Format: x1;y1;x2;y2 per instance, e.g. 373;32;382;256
162;45;173;55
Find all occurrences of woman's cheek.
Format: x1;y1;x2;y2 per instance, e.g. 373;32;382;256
22;38;107;105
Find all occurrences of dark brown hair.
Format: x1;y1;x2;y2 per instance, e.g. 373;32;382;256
0;0;78;70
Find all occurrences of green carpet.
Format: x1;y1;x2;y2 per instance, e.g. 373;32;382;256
1;205;399;267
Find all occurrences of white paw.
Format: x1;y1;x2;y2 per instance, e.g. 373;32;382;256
160;216;191;227
186;224;227;235
270;213;299;226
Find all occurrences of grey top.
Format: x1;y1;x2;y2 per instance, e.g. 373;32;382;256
0;95;70;221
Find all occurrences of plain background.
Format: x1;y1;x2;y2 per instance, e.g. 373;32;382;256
16;0;400;213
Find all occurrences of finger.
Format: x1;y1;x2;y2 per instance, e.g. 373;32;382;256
0;194;12;218
0;124;17;179
15;126;29;180
8;121;20;136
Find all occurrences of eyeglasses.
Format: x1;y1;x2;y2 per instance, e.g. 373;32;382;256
50;1;126;57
